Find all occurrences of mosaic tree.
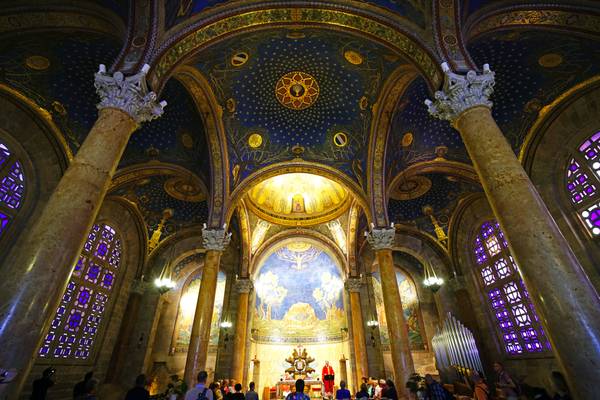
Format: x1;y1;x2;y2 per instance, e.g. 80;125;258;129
566;131;600;236
0;142;25;235
39;223;122;360
472;221;550;355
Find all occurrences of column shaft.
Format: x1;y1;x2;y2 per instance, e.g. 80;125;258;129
0;108;137;397
349;291;368;386
455;106;600;400
231;290;250;384
376;249;414;394
184;249;222;386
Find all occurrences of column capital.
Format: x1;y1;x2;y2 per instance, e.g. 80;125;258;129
234;278;254;293
202;223;231;252
94;64;167;124
425;62;495;122
345;277;363;292
365;225;396;251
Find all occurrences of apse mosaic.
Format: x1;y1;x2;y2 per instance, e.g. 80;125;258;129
372;268;425;350
253;241;346;343
173;270;226;352
468;30;600;151
194;29;403;187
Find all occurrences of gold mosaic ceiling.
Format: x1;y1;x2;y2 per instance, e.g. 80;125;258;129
247;173;350;226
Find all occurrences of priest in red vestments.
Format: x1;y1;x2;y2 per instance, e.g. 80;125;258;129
322;361;335;396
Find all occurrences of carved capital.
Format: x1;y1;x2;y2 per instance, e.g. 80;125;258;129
95;64;166;124
235;278;254;294
202;224;232;252
345;277;363;292
365;225;396;250
425;63;495;122
130;279;151;295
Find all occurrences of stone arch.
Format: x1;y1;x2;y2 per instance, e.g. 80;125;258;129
149;5;442;91
0;84;71;264
519;76;600;290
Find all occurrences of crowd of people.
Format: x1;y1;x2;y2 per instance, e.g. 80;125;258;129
27;362;571;400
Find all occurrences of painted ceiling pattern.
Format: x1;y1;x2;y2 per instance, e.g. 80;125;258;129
195;29;402;188
112;174;208;239
467;30;600;151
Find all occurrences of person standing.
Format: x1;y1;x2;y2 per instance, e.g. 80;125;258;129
381;380;397;400
185;371;214;400
355;383;369;400
125;374;150;400
493;362;519;400
321;361;335;397
230;383;245;400
246;381;259;400
30;367;55;400
374;379;384;400
335;381;350;400
424;374;450;400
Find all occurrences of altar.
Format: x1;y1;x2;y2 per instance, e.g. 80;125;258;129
275;379;322;399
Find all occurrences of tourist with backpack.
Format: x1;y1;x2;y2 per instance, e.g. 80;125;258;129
185;371;214;400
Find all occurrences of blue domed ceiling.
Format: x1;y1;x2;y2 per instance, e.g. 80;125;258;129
467;30;600;151
193;28;405;188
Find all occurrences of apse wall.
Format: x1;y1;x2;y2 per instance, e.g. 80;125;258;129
250;239;354;393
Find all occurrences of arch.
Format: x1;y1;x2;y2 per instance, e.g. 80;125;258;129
226;160;372;225
386;159;480;201
149;5;442;91
174;66;229;228
110;161;207;195
367;66;419;226
519;76;600;289
236;201;252;278
145;225;204;278
464;4;600;42
251;229;347;279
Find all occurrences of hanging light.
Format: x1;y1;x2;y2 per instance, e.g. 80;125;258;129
154;240;176;294
423;261;444;293
366;320;379;327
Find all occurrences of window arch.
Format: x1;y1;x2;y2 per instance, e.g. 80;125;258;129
472;220;550;355
0;141;25;235
566;131;600;236
39;223;122;360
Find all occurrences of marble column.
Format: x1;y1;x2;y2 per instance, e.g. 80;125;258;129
346;278;368;387
0;64;165;398
426;63;600;400
184;226;231;386
231;278;253;384
365;226;414;395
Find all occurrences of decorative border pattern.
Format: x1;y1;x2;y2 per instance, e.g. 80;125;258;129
433;0;476;72
149;7;442;90
467;9;600;40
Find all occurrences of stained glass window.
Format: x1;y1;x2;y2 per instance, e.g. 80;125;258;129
39;223;122;360
0;142;26;237
566;131;600;235
472;221;550;355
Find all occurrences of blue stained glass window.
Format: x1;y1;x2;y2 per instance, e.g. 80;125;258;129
473;221;550;355
0;141;26;238
39;223;122;360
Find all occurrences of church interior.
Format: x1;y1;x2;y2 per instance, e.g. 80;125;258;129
1;1;600;399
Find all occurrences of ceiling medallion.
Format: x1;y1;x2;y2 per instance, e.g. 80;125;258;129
390;175;432;201
333;132;349;147
25;55;50;71
275;71;319;110
344;50;363;65
402;132;414;147
248;133;263;148
164;177;205;202
538;53;563;68
231;51;249;67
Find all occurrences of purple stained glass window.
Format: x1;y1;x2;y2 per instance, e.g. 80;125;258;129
473;220;550;355
0;142;26;240
39;223;122;360
567;132;600;236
